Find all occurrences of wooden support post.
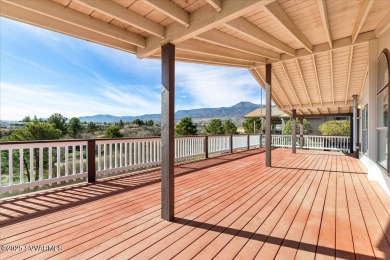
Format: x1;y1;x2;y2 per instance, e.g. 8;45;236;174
299;117;304;149
230;135;233;153
87;140;96;183
265;63;272;167
292;109;296;154
161;43;175;221
350;115;353;154
353;95;358;158
204;136;209;158
247;134;250;149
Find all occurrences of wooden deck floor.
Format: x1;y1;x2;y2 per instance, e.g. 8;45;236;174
0;148;389;259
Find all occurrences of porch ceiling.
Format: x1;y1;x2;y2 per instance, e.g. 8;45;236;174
1;0;390;115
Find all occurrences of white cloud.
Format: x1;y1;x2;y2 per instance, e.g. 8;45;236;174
0;83;161;120
175;62;262;108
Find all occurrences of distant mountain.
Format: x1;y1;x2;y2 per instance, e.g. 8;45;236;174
79;102;262;123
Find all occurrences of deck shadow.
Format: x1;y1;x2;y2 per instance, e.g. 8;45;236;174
174;218;382;259
0;148;264;227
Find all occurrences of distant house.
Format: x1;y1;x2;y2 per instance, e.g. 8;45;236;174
245;108;350;135
0;121;26;129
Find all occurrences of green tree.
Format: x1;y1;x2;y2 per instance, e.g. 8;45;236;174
86;122;98;134
205;119;224;135
48;113;68;135
145;120;154;126
133;119;144;126
223;120;238;134
175;117;197;136
282;119;313;135
243;118;260;134
104;126;124;138
21;116;31;122
118;119;125;128
67;117;82;138
5;121;62;182
319;120;350;136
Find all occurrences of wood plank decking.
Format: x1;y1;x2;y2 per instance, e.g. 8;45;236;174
0;148;389;259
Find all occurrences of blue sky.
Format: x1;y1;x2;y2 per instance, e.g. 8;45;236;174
0;17;263;121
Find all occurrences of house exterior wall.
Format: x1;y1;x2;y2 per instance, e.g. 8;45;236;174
360;28;390;196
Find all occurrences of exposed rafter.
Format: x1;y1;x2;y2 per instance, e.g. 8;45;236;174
3;0;146;48
317;0;332;48
0;1;137;53
272;72;293;108
312;55;323;105
225;17;295;56
281;62;302;107
142;0;190;27
177;39;266;63
345;46;354;105
74;0;165;38
375;12;390;37
352;0;374;43
295;59;312;107
282;101;354;110
359;63;369;102
196;29;280;60
248;69;283;109
264;1;313;53
205;0;222;12
330;51;335;106
137;0;276;58
279;31;374;62
254;68;284;109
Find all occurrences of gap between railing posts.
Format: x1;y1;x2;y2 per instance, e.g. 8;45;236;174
87;139;96;183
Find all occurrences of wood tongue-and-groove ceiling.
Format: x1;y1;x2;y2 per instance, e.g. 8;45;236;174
1;0;389;116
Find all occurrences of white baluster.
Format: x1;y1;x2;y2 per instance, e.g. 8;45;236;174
20;149;24;184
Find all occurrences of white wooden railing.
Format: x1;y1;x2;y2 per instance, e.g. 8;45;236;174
270;134;350;152
0;134;350;194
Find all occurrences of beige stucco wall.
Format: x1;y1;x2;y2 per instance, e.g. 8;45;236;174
360;27;390;196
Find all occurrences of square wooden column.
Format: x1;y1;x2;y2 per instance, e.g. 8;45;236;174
299;117;304;149
352;95;358;157
292;109;296;154
161;43;175;221
265;64;272;167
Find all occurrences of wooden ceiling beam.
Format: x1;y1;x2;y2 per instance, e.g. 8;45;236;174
3;0;146;48
281;62;302;107
279;31;375;62
317;0;332;48
345;46;354;105
153;50;254;67
196;29;280;60
352;0;374;43
296;59;312;107
74;0;165;38
177;39;266;63
0;2;137;53
282;101;354;110
205;0;222;12
264;1;313;53
312;55;323;106
375;12;390;37
137;0;276;58
142;0;190;27
225;17;295;56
